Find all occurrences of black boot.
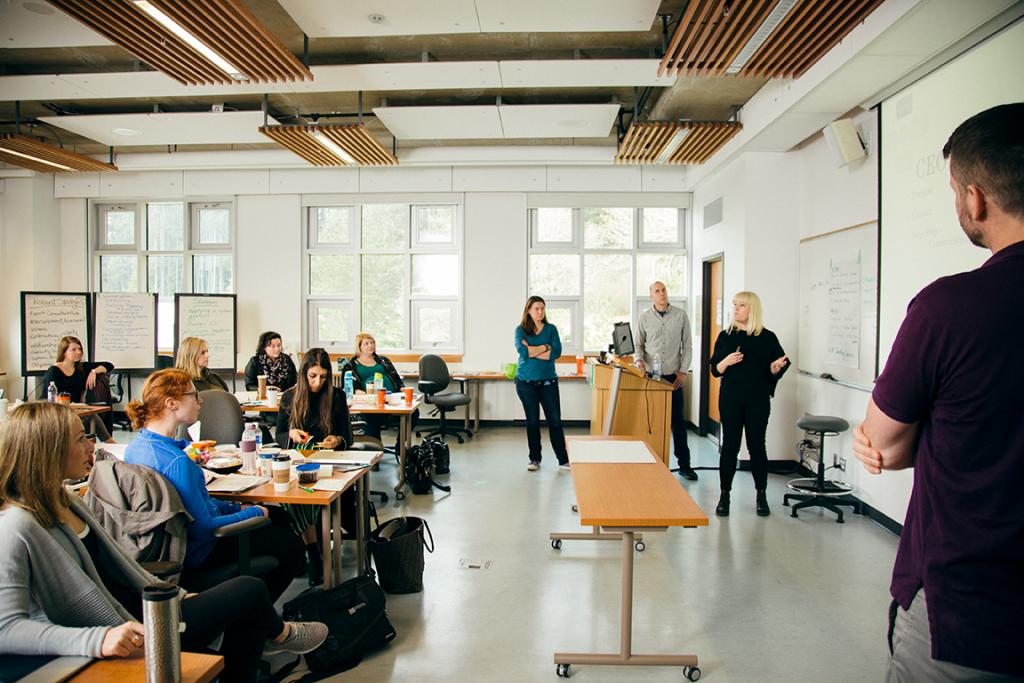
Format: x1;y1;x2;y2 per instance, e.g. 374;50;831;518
306;543;323;587
756;490;770;517
715;491;730;517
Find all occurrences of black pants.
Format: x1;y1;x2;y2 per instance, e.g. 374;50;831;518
181;576;285;683
515;378;568;465
182;506;305;603
718;395;771;492
121;576;284;683
660;375;692;470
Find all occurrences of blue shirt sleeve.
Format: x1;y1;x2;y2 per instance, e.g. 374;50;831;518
548;325;562;358
514;326;529;360
163;457;261;533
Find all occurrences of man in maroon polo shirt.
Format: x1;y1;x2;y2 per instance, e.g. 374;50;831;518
854;103;1024;681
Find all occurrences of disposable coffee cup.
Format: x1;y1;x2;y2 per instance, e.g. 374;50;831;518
266;386;281;406
402;387;413;405
272;455;291;492
257;375;268;400
376;389;386;408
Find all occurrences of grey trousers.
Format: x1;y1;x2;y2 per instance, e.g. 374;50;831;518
886;590;1023;682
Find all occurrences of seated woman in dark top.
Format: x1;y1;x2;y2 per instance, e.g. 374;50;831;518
336;332;418;445
244;331;297;393
175;336;229;393
276;348;354;585
41;335;115;443
0;402;327;683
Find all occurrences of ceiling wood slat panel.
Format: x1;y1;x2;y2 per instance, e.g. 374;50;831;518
0;134;118;172
46;0;313;86
260;125;398;167
659;0;885;79
614;121;742;165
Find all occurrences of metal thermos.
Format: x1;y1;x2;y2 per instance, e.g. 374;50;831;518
143;582;181;683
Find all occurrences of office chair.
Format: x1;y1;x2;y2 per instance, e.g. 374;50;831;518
107;370;132;432
783;415;862;523
195;389;245;445
416;354;472;444
86;459;277;587
156;355;174;370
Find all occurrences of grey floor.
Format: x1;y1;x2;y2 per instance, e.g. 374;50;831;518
255;425;898;682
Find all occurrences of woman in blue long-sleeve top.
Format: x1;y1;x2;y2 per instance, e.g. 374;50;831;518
514;296;569;471
124;369;304;601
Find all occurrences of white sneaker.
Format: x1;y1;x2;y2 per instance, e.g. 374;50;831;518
263;621;329;656
527;461;540;471
558;463;571;471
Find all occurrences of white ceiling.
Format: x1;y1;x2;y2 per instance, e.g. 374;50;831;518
278;0;661;37
498;60;674;88
37;111;282;147
0;1;110;48
374;103;619;140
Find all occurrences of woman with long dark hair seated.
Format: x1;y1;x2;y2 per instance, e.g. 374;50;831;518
276;348;354;585
40;335;115;443
244;331;297;440
124;369;305;601
0;403;327;682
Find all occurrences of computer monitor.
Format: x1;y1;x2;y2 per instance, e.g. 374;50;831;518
612;321;635;356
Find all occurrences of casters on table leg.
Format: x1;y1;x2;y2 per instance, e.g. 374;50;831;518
684;665;701;681
634;541;646;552
551;539;562;550
556;664;571;678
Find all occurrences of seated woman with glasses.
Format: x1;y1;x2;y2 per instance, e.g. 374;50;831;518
175;336;229;393
0;402;327;682
124;369;304;602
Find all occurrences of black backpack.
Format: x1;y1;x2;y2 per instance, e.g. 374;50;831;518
404;439;451;495
423;435;450;475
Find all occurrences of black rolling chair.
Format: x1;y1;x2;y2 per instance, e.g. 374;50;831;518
156;355;174;370
416;354;472;443
783;415;862;523
108;370;132;432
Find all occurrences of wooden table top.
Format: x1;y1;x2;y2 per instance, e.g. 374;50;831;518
240;397;423;415
402;372;586;381
567;437;708;528
71;403;112;418
208;466;366;505
70;652;223;683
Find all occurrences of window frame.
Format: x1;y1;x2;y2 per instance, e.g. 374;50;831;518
528;207;687;354
303;201;463;354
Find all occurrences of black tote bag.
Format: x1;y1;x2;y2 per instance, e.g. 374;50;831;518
369;517;434;594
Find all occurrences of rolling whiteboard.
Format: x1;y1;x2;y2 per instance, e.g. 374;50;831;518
20;292;91;375
798;222;878;387
94;293;158;371
174;294;237;370
879;20;1024;371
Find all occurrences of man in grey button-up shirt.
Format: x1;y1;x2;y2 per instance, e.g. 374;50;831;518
634;281;696;480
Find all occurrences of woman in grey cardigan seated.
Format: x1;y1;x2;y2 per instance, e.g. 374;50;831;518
0;403;327;682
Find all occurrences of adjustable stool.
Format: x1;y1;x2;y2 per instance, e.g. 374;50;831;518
783;415;861;523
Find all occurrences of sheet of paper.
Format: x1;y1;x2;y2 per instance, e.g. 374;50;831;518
568;439;656;464
206;474;268;493
312;478;353;491
303;450;381;465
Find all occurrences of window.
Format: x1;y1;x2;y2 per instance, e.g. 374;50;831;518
305;203;462;352
528;207;686;354
93;201;234;350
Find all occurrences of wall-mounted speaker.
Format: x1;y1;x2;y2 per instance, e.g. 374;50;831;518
823;118;866;167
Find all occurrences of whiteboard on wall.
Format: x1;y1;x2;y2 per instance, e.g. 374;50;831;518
798;222;878;387
20;292;92;376
93;293;158;370
879;20;1024;372
174;294;236;370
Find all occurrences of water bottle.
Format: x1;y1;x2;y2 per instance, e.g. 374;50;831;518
652;353;662;377
241;422;256;454
254;426;262;451
343;371;354;399
374;372;384;393
47;381;57;403
143;582;181;683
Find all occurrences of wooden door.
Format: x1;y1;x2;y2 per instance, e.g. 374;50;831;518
700;256;724;436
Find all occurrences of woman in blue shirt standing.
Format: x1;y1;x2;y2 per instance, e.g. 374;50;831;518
514;296;569;471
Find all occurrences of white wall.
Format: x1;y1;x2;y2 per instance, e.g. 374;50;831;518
2;165;688;423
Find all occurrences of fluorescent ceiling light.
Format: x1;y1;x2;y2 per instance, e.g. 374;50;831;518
311;131;357;165
655;127;690;164
725;0;799;74
0;147;72;171
133;0;248;81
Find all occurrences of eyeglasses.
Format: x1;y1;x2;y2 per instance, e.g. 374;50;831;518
179;391;199;399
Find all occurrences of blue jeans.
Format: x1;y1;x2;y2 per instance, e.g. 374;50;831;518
515;378;568;465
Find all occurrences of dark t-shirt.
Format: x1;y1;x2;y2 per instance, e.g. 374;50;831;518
275;385;353;449
41;362;112;402
872;240;1024;676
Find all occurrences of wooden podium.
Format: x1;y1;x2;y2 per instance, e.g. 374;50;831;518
589;360;674;465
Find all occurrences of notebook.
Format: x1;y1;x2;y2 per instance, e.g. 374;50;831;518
206;474;269;493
